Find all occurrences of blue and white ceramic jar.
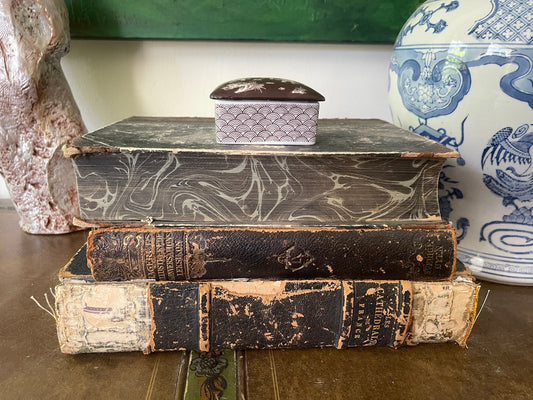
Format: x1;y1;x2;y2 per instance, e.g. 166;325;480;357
388;0;533;284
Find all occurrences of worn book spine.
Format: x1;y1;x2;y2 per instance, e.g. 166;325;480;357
54;248;479;354
86;224;457;282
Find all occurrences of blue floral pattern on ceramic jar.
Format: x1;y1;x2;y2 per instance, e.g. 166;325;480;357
389;0;533;285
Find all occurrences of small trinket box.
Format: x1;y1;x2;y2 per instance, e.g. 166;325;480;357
210;77;325;145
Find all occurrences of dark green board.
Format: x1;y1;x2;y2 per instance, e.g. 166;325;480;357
65;0;424;43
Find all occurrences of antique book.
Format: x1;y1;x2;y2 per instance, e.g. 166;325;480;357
86;223;457;282
55;245;479;354
62;117;457;226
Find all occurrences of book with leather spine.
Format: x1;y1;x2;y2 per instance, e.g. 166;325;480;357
55;245;479;354
86;223;457;282
62;117;458;227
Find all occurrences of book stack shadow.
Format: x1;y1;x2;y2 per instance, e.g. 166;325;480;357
54;117;480;355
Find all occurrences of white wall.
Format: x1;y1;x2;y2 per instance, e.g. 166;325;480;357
0;40;394;199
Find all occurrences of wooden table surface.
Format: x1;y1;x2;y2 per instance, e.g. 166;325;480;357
0;204;532;399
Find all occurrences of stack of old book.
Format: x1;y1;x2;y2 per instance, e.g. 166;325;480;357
54;114;479;354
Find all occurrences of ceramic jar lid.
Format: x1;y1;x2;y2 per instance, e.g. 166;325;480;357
210;77;325;102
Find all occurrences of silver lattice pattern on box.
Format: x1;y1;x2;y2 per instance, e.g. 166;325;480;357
215;102;319;144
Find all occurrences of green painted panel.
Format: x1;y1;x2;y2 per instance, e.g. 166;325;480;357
65;0;424;43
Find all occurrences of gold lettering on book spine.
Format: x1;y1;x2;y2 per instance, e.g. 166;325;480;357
173;232;186;280
352;301;366;343
139;231;186;281
422;243;445;274
143;232;156;280
155;233;167;280
368;287;385;346
164;233;175;280
149;231;186;281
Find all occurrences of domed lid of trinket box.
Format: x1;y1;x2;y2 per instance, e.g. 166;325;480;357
210;77;325;102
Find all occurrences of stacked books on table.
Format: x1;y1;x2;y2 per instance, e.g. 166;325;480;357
54;116;480;354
